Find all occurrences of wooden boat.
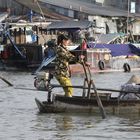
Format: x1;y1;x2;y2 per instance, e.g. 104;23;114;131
35;93;140;115
35;63;140;116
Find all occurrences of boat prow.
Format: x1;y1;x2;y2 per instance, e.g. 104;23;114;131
35;97;66;113
35;98;46;113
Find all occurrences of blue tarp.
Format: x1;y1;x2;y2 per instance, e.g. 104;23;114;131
129;44;140;56
87;43;140;57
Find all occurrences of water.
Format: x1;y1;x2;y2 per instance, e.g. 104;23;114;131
0;71;140;140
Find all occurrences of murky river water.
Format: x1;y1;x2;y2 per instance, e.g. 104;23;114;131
0;70;140;140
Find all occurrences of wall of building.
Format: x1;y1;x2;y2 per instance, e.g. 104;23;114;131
78;0;96;4
96;0;104;4
103;0;140;13
103;0;127;9
78;0;139;13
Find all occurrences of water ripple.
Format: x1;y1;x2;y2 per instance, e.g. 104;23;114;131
0;71;140;139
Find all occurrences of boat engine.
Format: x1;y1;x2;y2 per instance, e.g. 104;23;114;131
34;72;52;91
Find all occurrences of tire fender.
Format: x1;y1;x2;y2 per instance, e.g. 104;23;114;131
123;63;131;72
98;60;105;70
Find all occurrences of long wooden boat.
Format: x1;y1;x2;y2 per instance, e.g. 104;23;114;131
35;93;140;115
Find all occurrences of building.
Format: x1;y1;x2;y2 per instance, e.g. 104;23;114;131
1;0;140;35
0;0;140;17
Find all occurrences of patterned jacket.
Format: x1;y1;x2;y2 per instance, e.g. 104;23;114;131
54;45;76;78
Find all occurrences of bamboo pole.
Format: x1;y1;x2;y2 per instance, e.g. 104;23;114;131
0;76;13;86
51;84;140;94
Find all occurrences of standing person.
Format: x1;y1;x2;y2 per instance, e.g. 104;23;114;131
43;42;48;58
81;38;87;50
54;34;77;97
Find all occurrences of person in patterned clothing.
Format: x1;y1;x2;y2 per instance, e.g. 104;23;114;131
54;34;78;97
55;34;89;97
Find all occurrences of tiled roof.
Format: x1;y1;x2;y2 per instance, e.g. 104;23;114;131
14;0;72;20
40;0;140;17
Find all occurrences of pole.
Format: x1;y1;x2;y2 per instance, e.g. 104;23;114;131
127;0;130;42
51;84;140;94
0;76;13;86
81;61;106;119
15;85;140;94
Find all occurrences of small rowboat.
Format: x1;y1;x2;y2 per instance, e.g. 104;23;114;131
35;63;140;117
35;93;140;115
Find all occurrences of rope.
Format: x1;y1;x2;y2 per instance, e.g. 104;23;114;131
35;0;47;43
36;0;46;22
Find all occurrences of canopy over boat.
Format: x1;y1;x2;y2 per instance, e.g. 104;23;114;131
88;43;140;57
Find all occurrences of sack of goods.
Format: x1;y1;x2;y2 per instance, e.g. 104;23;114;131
34;72;50;91
120;75;140;100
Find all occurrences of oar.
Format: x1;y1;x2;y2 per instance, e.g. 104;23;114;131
0;76;13;86
14;87;38;91
86;64;106;119
51;84;140;94
79;60;106;119
15;84;140;94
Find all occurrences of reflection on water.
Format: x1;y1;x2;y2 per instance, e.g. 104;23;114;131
33;113;140;140
0;71;140;139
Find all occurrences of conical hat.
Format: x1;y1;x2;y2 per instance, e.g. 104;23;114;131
126;75;140;84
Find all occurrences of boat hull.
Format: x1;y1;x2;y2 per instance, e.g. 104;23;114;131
35;95;140;115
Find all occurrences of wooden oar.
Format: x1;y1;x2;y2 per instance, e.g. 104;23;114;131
51;84;140;94
87;64;106;119
79;61;106;119
15;85;140;94
0;76;13;86
14;87;39;91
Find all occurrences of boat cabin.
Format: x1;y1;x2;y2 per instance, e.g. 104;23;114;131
0;23;49;69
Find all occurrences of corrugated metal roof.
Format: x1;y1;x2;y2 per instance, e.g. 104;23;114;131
39;0;140;17
96;33;126;44
46;20;93;30
14;0;72;20
15;0;140;19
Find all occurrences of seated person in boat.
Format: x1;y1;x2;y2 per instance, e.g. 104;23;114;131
54;34;89;97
